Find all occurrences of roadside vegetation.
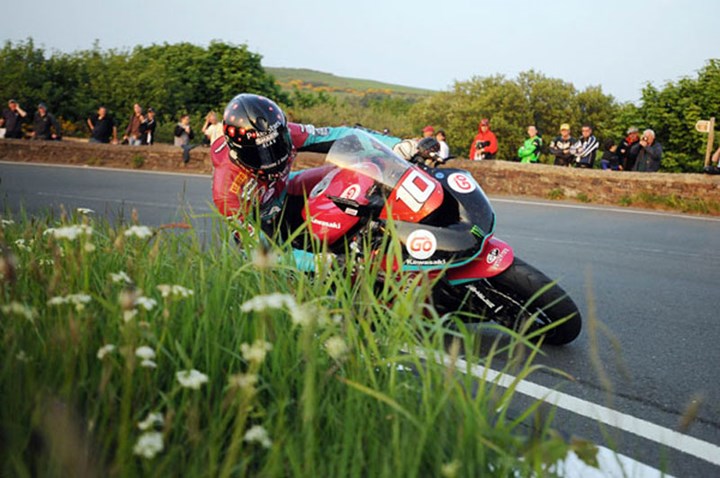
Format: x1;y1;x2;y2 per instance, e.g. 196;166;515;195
2;39;719;172
0;209;599;477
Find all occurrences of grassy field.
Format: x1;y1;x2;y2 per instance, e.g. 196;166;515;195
0;209;598;477
267;67;434;97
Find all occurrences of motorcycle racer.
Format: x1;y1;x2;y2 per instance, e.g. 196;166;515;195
211;93;400;234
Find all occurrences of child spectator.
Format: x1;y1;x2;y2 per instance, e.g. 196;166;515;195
140;108;156;145
469;118;498;160
599;139;620;170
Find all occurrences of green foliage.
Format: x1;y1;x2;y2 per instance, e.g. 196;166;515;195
0;39;285;140
547;188;566;200
132;154;145;169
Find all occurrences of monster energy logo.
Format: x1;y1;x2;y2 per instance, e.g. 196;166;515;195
471;225;485;238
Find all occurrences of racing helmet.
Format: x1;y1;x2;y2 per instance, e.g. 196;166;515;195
223;94;292;176
416;137;441;160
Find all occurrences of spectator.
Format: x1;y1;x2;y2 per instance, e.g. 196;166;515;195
599;139;620;171
2;99;27;139
573;124;598;168
123;103;144;146
422;125;435;138
517;125;543;163
617;127;641;171
140;107;157;145
631;129;662;172
549;123;576;166
201;111;223;145
87;106;118;144
469;118;498;160
175;114;196;164
31;103;62;140
704;144;720;174
435;129;450;160
0;117;6;139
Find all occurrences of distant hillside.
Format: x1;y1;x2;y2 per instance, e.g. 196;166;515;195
266;67;434;97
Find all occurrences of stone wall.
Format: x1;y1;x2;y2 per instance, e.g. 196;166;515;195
2;138;719;214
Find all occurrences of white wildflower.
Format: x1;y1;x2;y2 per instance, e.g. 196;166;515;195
228;373;258;390
76;208;94;215
251;246;278;269
176;369;209;389
84;242;96;253
123;309;138;322
47;293;92;312
141;359;157;369
39;258;54;266
133;431;164;459
43;224;93;241
110;271;132;284
289;303;316;327
124;225;153;239
1;219;15;226
134;296;157;311
243;425;272;449
240;340;273;364
240;293;296;313
97;344;116;360
1;301;36;321
138;412;164;431
14;239;30;251
135;346;156;361
441;460;461;478
156;284;194;299
324;336;348;360
16;350;30;362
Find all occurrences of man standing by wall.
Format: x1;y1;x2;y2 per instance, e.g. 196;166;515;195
2;99;27;139
549;123;576;166
631;129;663;172
573;124;598;168
87;106;118;144
31;103;62;140
517;125;542;163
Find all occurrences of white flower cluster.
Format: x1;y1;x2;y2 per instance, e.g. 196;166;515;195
76;208;94;215
324;336;348;360
1;219;15;227
156;284;194;299
1;301;36;321
134;296;157;311
124;225;153;239
133;431;164;459
135;346;157;368
176;369;209;389
240;293;297;313
110;271;132;284
138;411;164;431
43;224;93;241
97;344;116;360
228;372;258;390
240;340;273;364
243;425;272;449
47;293;92;312
14;239;31;251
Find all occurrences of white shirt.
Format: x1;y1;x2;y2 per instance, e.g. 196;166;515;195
438;140;450;159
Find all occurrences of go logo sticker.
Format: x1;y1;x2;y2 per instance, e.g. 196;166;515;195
448;173;476;194
406;229;437;260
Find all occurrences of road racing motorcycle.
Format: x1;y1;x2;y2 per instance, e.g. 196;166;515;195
288;131;581;345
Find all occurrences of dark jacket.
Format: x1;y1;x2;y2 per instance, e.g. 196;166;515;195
33;111;62;140
631;141;663;172
618;135;640;170
140;118;156;145
2;108;25;138
549;135;577;166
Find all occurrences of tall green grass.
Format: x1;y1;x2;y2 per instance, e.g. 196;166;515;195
0;209;596;477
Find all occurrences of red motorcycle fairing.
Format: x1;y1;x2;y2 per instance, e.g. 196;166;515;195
446;236;515;283
379;168;444;223
302;167;375;243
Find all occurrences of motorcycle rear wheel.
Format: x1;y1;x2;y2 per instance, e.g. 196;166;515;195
483;257;582;345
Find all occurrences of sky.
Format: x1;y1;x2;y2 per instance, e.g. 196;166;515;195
4;0;719;103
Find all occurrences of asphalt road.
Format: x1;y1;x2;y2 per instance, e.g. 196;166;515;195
2;161;719;476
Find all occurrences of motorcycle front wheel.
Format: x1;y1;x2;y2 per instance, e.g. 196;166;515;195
482;257;582;345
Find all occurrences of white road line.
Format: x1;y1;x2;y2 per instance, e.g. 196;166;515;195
0;160;211;179
492;197;720;222
426;351;720;467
